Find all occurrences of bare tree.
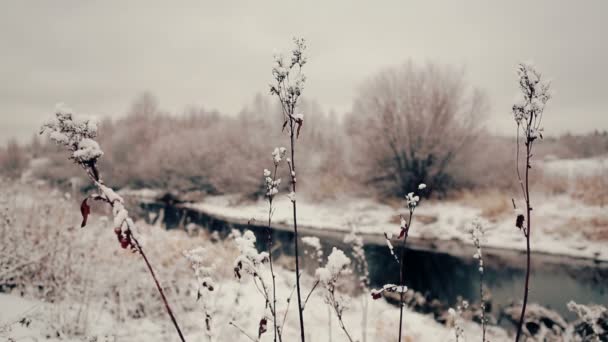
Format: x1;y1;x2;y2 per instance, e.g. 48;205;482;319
348;61;487;196
0;139;26;179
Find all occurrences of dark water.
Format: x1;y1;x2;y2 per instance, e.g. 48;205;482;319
137;201;608;321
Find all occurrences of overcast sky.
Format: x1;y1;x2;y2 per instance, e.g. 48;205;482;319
1;0;607;144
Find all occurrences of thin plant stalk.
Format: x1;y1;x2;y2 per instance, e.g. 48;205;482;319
397;210;413;342
515;120;532;341
270;37;308;342
266;164;279;342
511;63;551;341
83;167;187;342
288;118;306;342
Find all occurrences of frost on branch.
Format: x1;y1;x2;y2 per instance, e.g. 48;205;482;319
567;301;607;340
270;38;307;137
315;247;355;341
184;247;216;295
512;62;551;141
302;236;323;263
264;170;281;198
315;247;351;285
370;284;407;300
448;300;469;342
272;146;287;165
264;147;286;200
469;220;486;274
406;192;420;209
233;230;269;280
344;226;370;290
40;104;101;163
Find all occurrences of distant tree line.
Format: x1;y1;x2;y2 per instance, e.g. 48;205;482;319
2;63;607;199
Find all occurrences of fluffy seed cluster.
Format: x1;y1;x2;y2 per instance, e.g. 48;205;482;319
40;104;102;163
233;230;269;279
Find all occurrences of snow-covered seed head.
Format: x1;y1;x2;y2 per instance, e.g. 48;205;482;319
272;147;287;165
512;62;551;135
406;192;420;209
315;247;351;285
40;104;102;162
469;220;485;274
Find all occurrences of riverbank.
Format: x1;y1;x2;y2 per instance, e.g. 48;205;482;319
173;193;607;262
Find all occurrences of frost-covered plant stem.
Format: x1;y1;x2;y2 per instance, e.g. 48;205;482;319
40;108;186;342
470;220;486;342
266;163;280;342
315;248;355;342
345;227;370;342
511;63;551;342
397;210;413;342
270;37;307;342
372;187;423;342
83;166;186;342
288;120;306;342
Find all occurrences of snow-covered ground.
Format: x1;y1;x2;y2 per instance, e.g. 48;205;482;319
0;181;511;342
542;156;608;179
0;273;509;342
185;191;608;261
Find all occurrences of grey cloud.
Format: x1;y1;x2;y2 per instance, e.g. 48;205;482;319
1;0;607;143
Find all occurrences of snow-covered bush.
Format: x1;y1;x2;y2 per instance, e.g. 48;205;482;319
567;301;607;341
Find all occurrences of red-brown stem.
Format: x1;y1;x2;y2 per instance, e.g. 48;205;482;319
398;210;413;342
81;163;186;342
131;235;187;342
515;118;534;342
267;164;279;342
289;119;306;342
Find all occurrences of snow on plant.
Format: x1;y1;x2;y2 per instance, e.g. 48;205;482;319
263;146;287;341
302;236;323;264
269;37;308;342
344;227;369;292
314;247;355;342
374;183;426;342
184;247;216;341
344;224;370;342
39;105;186;342
449;300;469;342
231;229;282;342
567;301;607;341
469;219;487;342
511;62;552;342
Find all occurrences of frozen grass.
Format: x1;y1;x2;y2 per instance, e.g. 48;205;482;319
0;180;510;341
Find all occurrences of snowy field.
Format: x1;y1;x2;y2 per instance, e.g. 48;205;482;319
0;181;510;342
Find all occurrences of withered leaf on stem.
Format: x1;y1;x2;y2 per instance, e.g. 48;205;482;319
515;214;525;229
80;198;91;228
258;317;268;338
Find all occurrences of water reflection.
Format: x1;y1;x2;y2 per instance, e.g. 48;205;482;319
138;202;608;320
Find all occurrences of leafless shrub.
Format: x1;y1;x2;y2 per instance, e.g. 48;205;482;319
0;139;27;180
347;61;487;197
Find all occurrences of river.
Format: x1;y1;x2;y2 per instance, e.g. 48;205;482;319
136;201;608;322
